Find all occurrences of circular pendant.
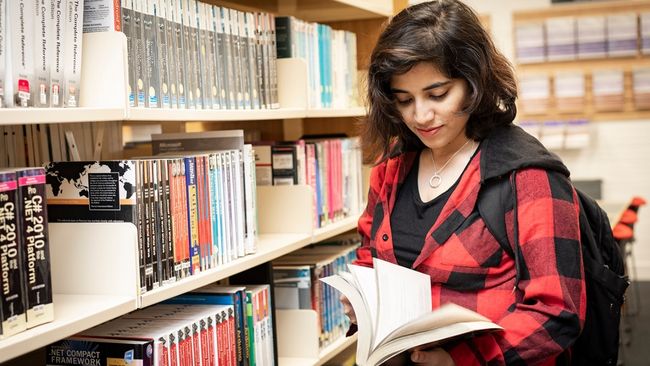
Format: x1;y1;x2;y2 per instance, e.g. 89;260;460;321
429;174;442;188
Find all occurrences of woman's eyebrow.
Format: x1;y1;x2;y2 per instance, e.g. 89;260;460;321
390;80;451;94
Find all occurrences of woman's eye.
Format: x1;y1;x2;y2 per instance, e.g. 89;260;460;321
430;92;447;100
396;98;412;106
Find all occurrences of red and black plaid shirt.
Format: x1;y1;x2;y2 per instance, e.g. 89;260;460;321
355;149;586;365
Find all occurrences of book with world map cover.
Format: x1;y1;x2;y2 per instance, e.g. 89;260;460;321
45;161;138;223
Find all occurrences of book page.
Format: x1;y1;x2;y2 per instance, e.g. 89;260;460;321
320;274;373;364
349;264;378;340
373;258;432;349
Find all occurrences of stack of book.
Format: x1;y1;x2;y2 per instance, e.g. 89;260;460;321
275;16;359;109
47;284;274;366
254;137;364;228
272;235;359;349
0;167;53;340
1;0;83;108
119;0;279;110
45;131;258;294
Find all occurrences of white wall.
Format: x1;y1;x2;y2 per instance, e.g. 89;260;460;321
408;0;650;280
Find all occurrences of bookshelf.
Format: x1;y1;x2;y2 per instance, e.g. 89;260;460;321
513;0;650;122
0;0;390;364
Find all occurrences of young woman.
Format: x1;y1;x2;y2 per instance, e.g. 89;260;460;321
342;1;585;365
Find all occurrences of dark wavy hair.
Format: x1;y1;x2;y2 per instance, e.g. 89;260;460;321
362;0;517;163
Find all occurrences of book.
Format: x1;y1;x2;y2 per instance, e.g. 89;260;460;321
16;168;53;329
321;258;502;366
63;0;84;107
0;170;28;339
47;337;154;366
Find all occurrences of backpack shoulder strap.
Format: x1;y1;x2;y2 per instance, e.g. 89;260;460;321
477;175;514;258
477;172;523;288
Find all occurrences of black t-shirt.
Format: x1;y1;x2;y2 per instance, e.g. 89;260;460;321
390;151;460;268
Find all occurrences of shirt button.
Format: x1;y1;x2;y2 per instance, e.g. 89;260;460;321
382;234;389;241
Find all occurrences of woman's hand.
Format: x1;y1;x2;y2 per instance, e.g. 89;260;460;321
409;347;455;366
339;295;356;324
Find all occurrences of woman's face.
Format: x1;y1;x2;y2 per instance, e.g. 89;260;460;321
390;62;471;155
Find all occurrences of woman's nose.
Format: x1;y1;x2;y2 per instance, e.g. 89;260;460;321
413;102;434;124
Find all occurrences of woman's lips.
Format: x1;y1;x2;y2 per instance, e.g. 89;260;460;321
416;125;442;137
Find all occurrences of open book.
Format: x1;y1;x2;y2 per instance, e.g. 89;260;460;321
321;258;502;366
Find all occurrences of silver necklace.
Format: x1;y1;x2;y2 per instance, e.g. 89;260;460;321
428;139;473;188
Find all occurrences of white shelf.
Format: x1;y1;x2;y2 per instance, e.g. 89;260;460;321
127;107;307;121
140;233;312;308
312;215;360;243
306;106;366;118
0;294;136;363
0;107;126;124
279;334;358;366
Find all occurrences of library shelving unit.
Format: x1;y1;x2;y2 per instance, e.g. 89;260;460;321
513;0;650;122
0;1;395;364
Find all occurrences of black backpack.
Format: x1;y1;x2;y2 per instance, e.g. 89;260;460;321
477;172;629;366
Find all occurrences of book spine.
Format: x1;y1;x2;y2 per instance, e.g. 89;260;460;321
181;0;196;109
155;0;171;109
135;161;147;294
8;0;36;107
162;159;175;284
143;160;153;291
35;0;53;107
143;0;160;108
171;0;186;109
152;160;163;288
121;0;136;107
197;2;212;110
17;169;53;329
133;0;147;107
0;172;27;338
163;0;178;108
49;0;65;107
209;5;224;110
63;0;82;107
184;157;200;274
207;154;219;268
237;10;251;110
221;7;235;109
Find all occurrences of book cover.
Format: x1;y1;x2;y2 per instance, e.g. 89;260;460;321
83;0;122;33
63;0;83;107
44;160;137;223
47;337;154;366
321;258;501;366
0;170;27;339
16;168;53;329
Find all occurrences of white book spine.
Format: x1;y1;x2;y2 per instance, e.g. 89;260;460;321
50;0;65;107
35;0;53;107
8;0;36;107
82;0;121;33
63;0;83;107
